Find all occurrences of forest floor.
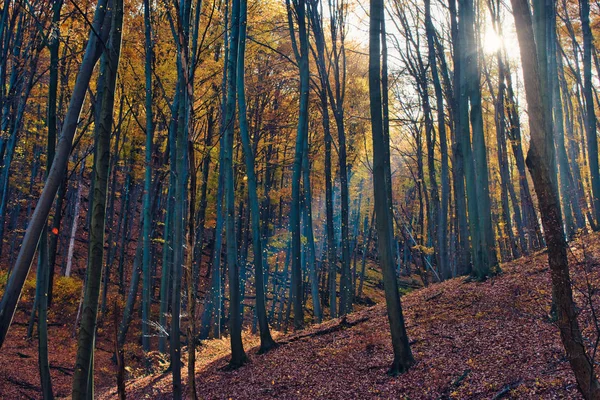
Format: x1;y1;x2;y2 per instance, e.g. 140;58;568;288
95;233;600;400
4;233;600;399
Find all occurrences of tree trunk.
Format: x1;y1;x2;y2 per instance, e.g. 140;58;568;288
511;1;600;398
307;2;338;318
237;0;277;353
580;0;600;225
141;0;154;356
286;0;309;330
224;0;246;368
369;0;414;375
72;0;123;396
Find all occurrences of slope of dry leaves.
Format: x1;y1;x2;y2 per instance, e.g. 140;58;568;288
5;233;600;399
97;233;600;400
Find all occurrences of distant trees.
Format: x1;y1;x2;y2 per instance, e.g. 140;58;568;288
0;0;111;349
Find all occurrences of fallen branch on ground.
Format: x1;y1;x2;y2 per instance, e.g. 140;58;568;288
492;380;523;399
280;316;370;344
438;369;470;399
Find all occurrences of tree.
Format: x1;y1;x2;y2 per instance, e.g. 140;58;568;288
369;0;414;376
308;0;338;319
286;0;310;330
326;0;352;316
0;0;111;350
141;0;154;357
579;0;599;227
72;0;123;396
36;1;64;398
224;0;247;368
510;0;600;397
170;0;194;394
424;0;450;279
237;0;277;353
459;0;498;279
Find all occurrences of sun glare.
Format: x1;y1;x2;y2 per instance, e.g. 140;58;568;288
483;26;503;54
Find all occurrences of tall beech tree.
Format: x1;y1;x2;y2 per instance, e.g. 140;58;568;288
35;2;64;398
237;0;277;353
170;0;194;394
511;0;600;397
369;0;414;375
326;0;352;316
459;0;498;279
286;0;310;330
141;0;154;356
72;0;123;396
308;0;338;318
223;0;247;367
424;0;450;279
580;0;599;226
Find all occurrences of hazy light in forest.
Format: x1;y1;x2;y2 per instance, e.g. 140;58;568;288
483;25;503;54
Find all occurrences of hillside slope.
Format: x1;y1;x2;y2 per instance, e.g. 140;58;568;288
98;234;600;399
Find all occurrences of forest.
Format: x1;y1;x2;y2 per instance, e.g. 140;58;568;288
0;0;599;398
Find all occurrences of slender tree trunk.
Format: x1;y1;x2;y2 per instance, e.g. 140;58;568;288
425;0;450;279
141;0;154;356
158;85;180;353
117;242;142;346
35;3;63;397
237;0;277;352
64;163;84;278
186;142;198;400
580;0;600;225
557;51;586;230
301;129;321;322
307;3;337;317
369;0;414;375
286;0;309;330
545;2;576;238
116;166;133;294
461;0;497;279
358;210;374;298
100;95;124;314
224;0;246;368
505;65;543;250
171;0;193;394
72;0;123;396
448;0;471;275
37;226;53;399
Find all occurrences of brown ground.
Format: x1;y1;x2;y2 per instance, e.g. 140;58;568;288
98;234;600;399
5;233;600;399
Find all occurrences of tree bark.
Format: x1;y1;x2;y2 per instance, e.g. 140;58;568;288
511;1;600;398
72;0;123;396
369;0;414;376
237;0;277;353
